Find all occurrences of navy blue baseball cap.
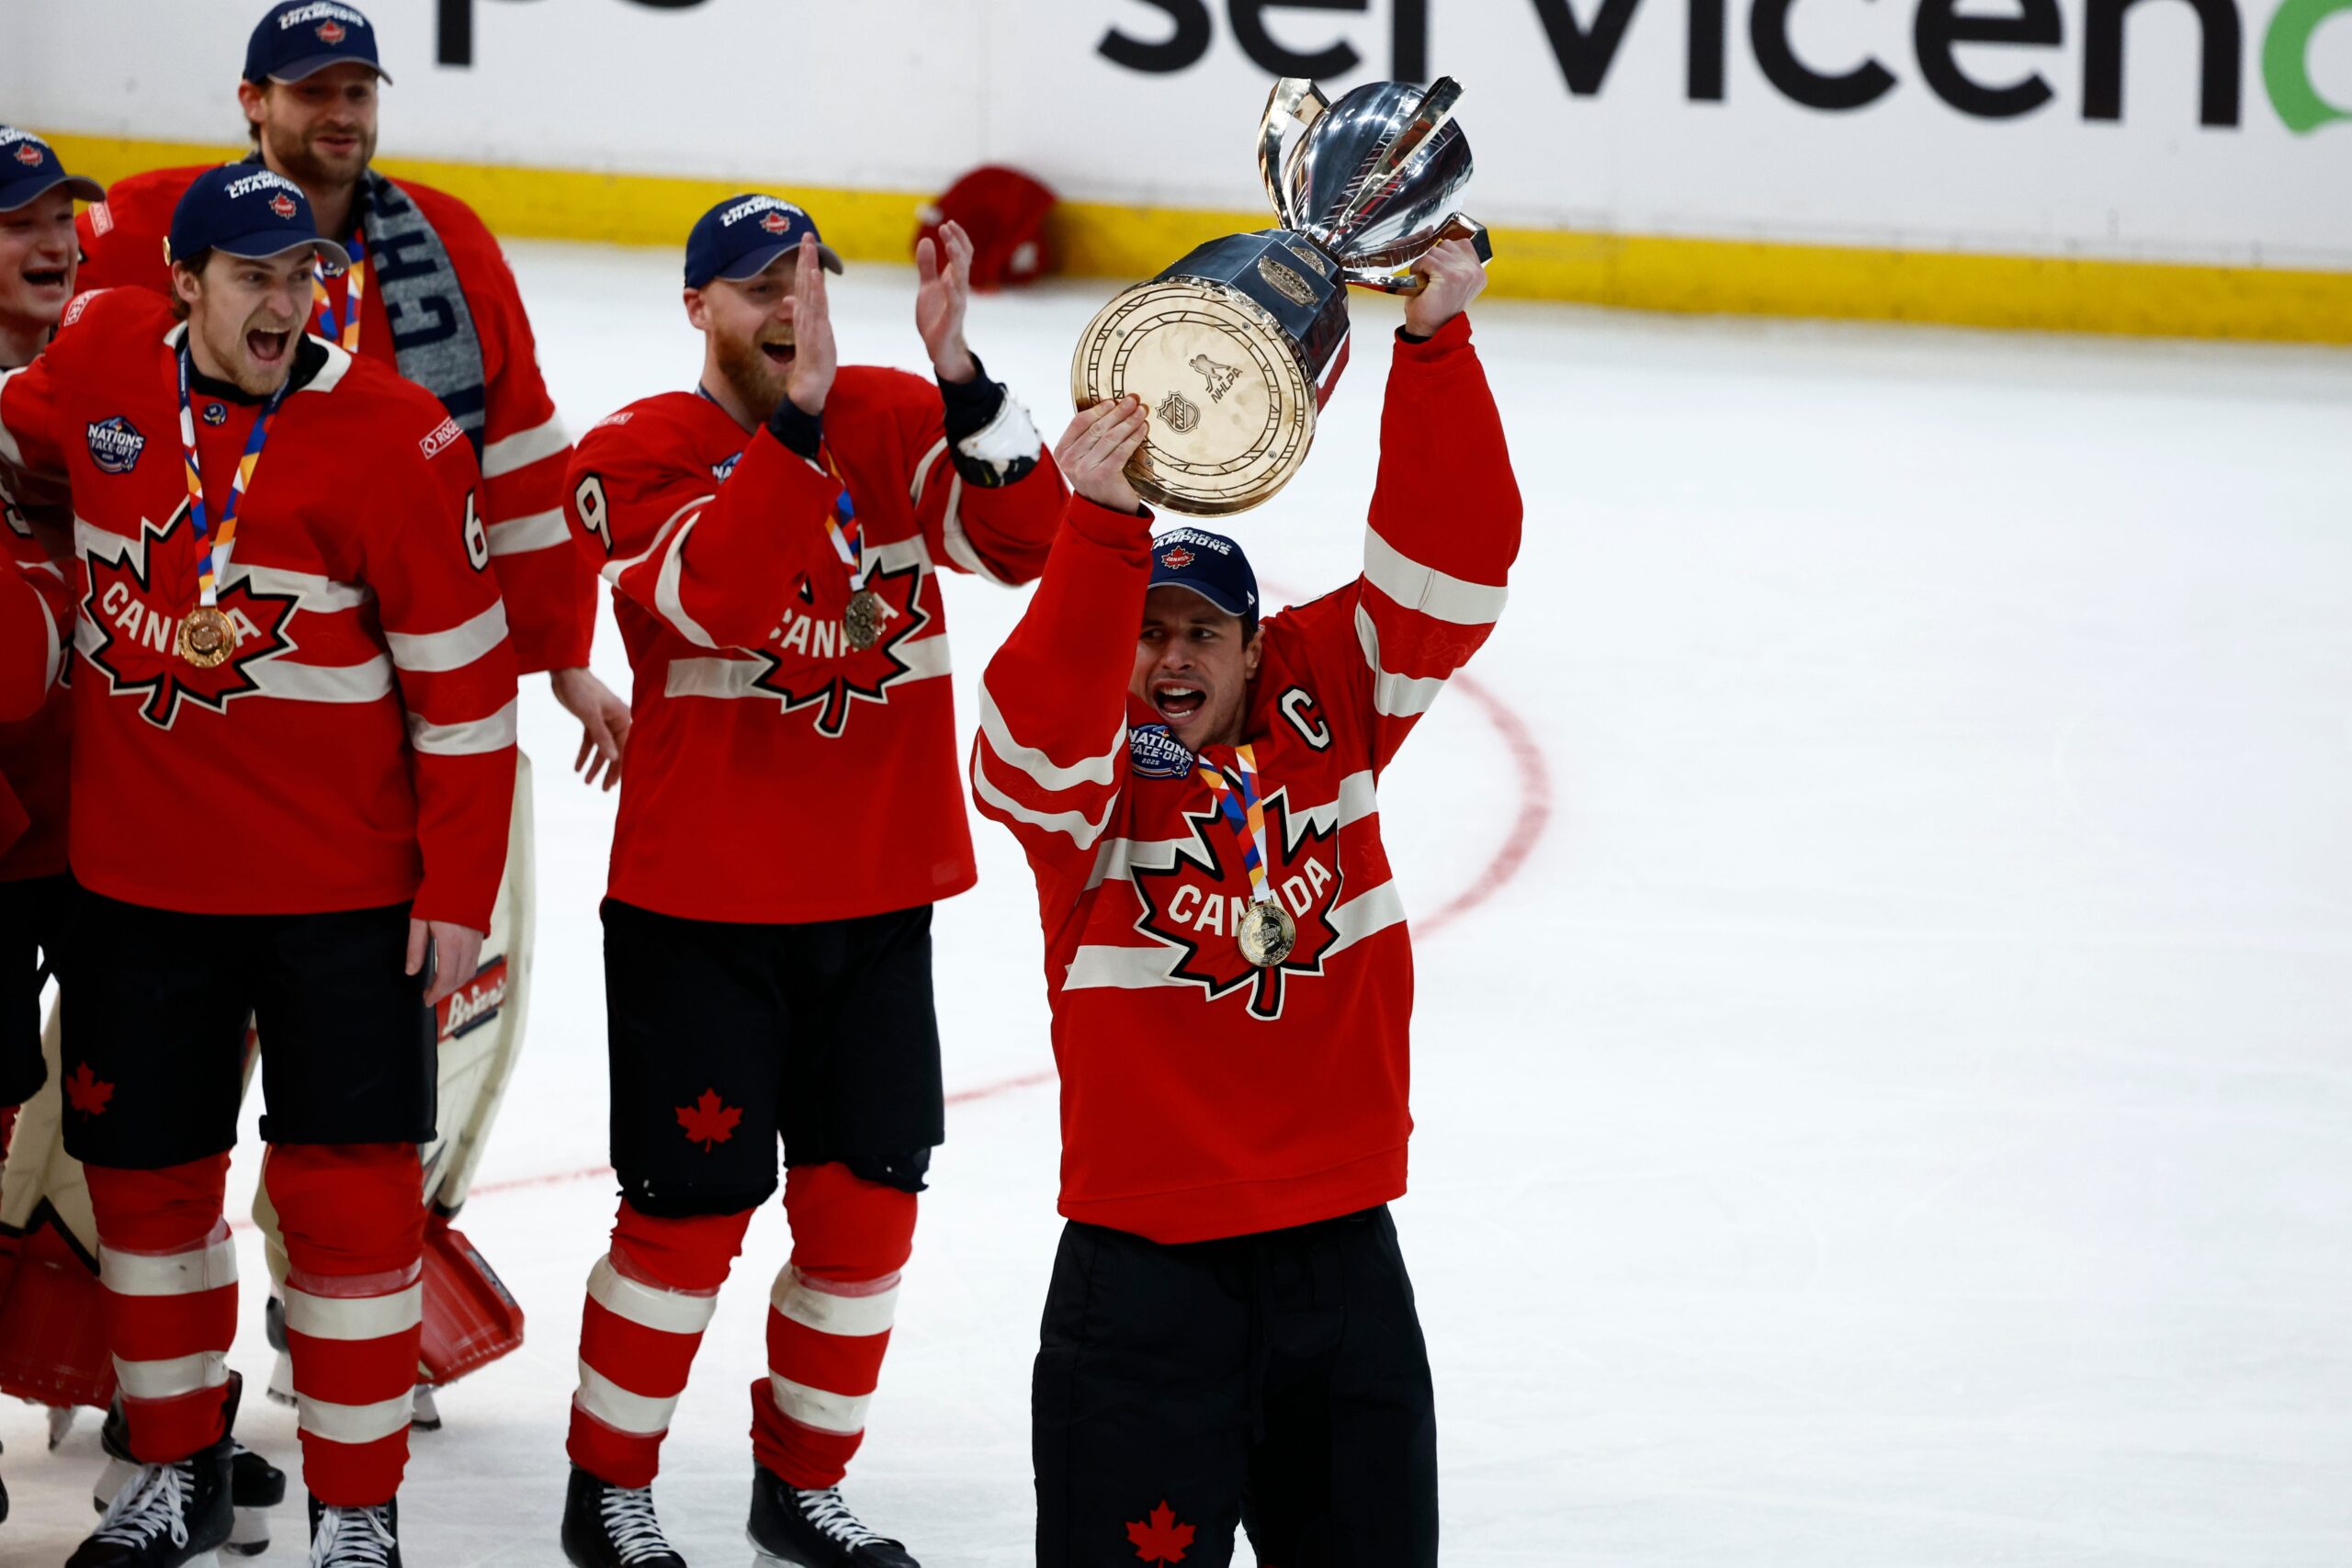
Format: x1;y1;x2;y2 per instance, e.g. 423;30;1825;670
168;165;346;271
684;194;844;289
1148;527;1260;629
244;2;391;85
0;128;105;213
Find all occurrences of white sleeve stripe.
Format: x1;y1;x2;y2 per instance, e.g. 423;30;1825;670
282;1282;423;1342
600;496;708;587
1354;604;1447;718
766;1373;872;1436
1363;526;1508;626
114;1350;231;1401
385;601;510;672
408;698;519;757
978;687;1122;791
100;1230;237;1297
487;507;570;556
972;750;1118;850
0;367;26;467
908;435;949;512
590;1256;722;1337
652;513;719;649
35;592;61;692
481;417;570;479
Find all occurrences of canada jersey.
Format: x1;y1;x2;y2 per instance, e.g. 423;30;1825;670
972;317;1521;1244
0;457;74;875
77;165;589;672
0;289;519;928
565;369;1065;924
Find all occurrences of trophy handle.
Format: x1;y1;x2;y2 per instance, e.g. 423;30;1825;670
1326;76;1466;243
1349;216;1492;295
1259;78;1329;229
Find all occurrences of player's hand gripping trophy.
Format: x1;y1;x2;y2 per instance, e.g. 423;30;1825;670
1070;74;1491;515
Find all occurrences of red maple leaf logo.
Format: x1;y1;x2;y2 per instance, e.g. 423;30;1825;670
269;193;298;219
674;1089;741;1151
749;555;933;739
1159;547;1194;569
316;19;347;43
1125;1501;1194;1564
761;209;792;234
1130;785;1343;1022
65;1063;114;1117
80;509;300;729
15;143;43;168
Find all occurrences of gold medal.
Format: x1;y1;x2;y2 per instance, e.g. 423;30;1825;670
176;605;237;669
842;588;885;652
1237;900;1296;968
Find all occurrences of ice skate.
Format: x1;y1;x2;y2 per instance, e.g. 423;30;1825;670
561;1465;686;1568
95;1390;285;1555
69;1435;234;1568
305;1495;401;1568
745;1470;917;1568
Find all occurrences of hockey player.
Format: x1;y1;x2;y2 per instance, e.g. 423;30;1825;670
971;240;1515;1568
0;127;99;1532
553;201;1065;1568
0;166;518;1566
63;0;610;1421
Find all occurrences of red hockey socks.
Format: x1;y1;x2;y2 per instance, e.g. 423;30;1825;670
569;1201;752;1488
751;1162;917;1490
264;1142;426;1507
85;1153;236;1463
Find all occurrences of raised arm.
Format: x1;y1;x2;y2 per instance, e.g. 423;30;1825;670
1301;243;1521;776
969;399;1154;903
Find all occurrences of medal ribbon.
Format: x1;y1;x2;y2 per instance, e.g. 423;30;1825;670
816;447;865;590
175;342;293;607
1193;744;1279;907
311;228;368;353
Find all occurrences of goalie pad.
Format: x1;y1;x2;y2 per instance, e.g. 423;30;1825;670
0;1002;111;1408
416;1211;526;1386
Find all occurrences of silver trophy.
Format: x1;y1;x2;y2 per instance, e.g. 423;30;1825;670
1071;75;1490;516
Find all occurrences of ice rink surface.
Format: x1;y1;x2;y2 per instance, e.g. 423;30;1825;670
6;243;2350;1566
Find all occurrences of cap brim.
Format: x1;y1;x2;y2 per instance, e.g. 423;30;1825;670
1147;578;1254;620
266;53;391;85
715;240;846;282
209;232;347;273
0;173;106;212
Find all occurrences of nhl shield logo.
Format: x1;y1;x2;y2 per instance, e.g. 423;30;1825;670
13;143;42;168
85;417;147;475
269;193;298;219
316;19;347;42
1156;391;1200;434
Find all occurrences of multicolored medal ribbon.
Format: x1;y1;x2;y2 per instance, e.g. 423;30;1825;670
311;227;368;353
172;340;293;668
1194;743;1296;967
817;446;883;651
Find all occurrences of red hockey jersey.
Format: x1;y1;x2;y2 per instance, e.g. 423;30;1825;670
0;289;517;929
0;499;73;861
971;318;1520;1244
77;166;590;673
0;400;75;881
564;369;1065;923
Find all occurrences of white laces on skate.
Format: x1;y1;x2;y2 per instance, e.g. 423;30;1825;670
794;1487;885;1548
91;1460;193;1551
310;1503;397;1567
598;1484;678;1564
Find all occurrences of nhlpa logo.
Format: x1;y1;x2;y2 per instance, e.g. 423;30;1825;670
315;19;346;43
85;417;146;475
13;143;41;168
269;193;298;220
761;210;792;235
1128;724;1193;780
1159;547;1194;569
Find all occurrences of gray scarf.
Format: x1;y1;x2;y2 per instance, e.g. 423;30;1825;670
359;169;489;458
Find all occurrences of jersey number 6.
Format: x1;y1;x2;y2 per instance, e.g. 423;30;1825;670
463;491;490;571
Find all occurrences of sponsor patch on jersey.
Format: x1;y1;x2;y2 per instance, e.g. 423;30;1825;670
85;417;146;475
435;953;509;1043
62;288;102;328
1129;723;1194;779
591;411;634;431
711;450;743;482
87;201;114;237
418;415;465;460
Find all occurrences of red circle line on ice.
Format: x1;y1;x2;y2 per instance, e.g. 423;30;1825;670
345;630;1551;1212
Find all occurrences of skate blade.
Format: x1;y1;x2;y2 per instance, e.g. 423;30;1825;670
264;1351;297;1411
49;1404;79;1450
226;1505;272;1555
745;1530;814;1567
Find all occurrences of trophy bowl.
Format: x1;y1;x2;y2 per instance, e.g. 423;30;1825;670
1071;75;1491;517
